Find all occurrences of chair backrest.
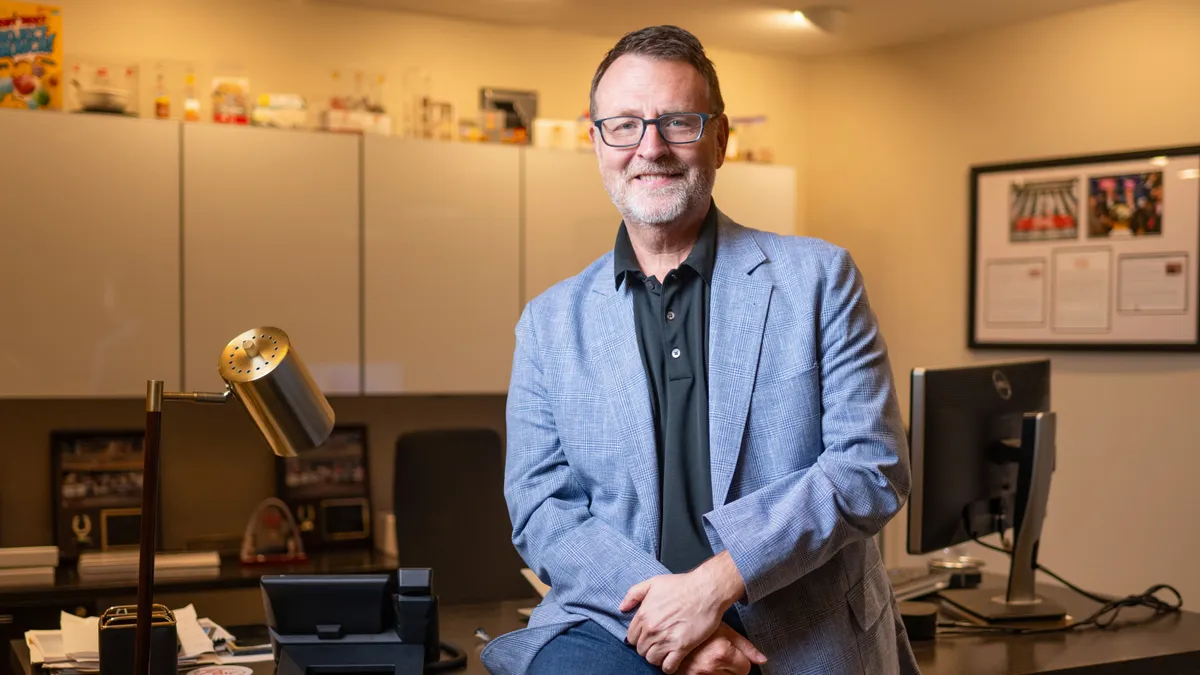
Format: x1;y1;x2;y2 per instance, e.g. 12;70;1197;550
392;427;531;604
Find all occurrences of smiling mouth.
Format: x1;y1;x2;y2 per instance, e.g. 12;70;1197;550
634;172;682;182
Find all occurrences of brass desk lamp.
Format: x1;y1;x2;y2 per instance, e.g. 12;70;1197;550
110;327;335;675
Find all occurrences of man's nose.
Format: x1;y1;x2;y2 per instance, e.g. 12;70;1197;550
636;122;669;161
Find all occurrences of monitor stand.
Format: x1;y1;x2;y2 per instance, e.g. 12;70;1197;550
939;411;1067;622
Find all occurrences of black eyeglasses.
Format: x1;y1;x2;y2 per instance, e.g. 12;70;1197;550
593;112;712;148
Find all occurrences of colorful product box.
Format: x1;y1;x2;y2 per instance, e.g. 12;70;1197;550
0;2;62;111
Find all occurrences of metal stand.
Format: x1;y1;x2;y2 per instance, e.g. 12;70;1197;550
133;380;233;675
939;412;1067;622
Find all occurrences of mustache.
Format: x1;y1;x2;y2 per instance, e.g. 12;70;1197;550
625;159;690;179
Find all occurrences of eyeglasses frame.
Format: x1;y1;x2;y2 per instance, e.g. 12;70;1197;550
592;112;714;148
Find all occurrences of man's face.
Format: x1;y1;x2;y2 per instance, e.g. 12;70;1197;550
590;54;727;228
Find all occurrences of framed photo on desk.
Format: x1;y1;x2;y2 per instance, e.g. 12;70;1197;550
50;430;162;562
969;145;1200;351
275;424;373;552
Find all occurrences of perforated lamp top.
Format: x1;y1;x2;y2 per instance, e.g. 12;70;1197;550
219;327;335;457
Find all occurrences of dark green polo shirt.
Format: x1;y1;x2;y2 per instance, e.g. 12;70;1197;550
614;202;718;575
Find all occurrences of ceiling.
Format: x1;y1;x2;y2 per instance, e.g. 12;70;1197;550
311;0;1130;58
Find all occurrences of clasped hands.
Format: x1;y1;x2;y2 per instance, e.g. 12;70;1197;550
620;551;768;674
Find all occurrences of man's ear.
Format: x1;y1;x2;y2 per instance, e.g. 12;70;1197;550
714;114;729;169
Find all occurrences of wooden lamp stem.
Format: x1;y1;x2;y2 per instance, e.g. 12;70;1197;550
135;380;164;675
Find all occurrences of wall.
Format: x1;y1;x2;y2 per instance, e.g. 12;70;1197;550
51;0;808;233
806;0;1200;603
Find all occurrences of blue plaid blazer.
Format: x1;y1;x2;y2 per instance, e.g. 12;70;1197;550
481;208;920;675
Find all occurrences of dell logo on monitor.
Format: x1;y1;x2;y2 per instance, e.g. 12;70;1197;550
992;370;1013;400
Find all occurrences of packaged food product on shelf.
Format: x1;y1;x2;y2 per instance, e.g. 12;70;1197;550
0;2;63;111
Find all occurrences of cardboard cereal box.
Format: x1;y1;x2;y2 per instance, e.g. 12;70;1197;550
0;2;62;111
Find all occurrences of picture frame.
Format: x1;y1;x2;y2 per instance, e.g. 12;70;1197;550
968;145;1200;351
50;430;163;562
274;424;373;552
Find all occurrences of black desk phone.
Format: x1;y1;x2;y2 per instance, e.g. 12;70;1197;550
261;568;465;674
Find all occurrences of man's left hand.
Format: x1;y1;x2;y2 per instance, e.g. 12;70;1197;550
620;551;750;674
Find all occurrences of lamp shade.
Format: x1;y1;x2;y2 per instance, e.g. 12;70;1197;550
218;326;335;457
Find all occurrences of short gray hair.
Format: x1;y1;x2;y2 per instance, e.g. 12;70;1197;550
589;25;725;120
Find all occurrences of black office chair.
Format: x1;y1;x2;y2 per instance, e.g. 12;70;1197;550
392;428;532;604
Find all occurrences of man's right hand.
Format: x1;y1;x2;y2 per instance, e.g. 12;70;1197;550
676;622;768;675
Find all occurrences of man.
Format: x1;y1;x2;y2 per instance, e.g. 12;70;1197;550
481;25;918;675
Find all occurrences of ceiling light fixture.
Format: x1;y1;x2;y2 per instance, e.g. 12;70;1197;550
798;4;849;34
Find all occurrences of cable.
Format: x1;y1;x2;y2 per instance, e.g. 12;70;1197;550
933;536;1183;636
425;640;468;672
969;533;1108;600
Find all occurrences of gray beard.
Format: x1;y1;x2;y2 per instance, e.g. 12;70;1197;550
605;161;715;227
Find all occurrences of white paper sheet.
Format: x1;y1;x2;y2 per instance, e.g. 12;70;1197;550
59;612;99;660
985;259;1045;324
1053;249;1112;330
1119;254;1188;312
174;604;216;658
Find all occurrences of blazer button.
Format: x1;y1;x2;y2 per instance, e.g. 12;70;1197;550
666;310;675;321
671;348;681;358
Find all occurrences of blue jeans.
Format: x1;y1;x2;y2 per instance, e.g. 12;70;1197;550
527;619;763;675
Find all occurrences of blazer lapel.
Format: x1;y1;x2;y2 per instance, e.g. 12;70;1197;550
591;261;661;547
708;214;772;508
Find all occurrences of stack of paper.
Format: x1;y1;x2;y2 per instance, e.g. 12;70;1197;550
0;546;58;588
76;551;220;581
25;604;274;672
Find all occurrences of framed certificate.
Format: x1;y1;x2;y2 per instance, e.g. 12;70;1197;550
969;145;1200;350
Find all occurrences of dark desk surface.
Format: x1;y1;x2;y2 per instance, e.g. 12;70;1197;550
0;550;399;607
912;575;1200;674
10;577;1200;675
10;598;533;675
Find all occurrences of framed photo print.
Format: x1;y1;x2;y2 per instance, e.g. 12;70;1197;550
50;430;162;562
969;145;1200;350
275;424;373;552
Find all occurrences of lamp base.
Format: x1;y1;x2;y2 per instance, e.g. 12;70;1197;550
99;605;178;675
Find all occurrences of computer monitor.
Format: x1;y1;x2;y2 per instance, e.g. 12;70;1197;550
907;359;1066;622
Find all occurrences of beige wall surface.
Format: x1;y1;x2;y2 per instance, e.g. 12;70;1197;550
806;0;1200;602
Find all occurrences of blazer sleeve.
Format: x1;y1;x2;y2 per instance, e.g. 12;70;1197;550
504;301;672;638
702;246;911;604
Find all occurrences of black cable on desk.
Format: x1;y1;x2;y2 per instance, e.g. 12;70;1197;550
934;537;1182;636
426;640;467;672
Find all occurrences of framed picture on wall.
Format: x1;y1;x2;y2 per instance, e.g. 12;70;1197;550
968;145;1200;351
275;424;373;552
50;430;162;562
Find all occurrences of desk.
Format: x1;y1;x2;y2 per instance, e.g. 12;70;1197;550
10;599;532;675
10;578;1200;675
0;550;402;675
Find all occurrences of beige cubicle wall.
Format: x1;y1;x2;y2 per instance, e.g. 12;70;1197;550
182;123;363;395
0;111;182;398
363;137;522;395
522;148;618;302
0;108;797;398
